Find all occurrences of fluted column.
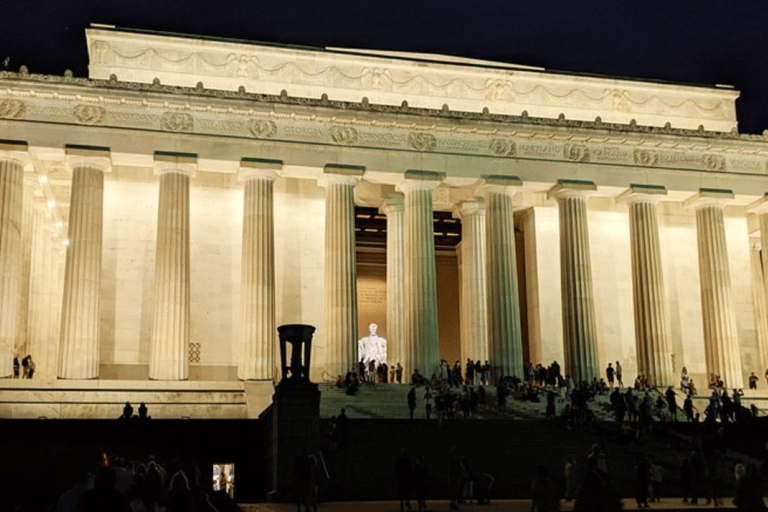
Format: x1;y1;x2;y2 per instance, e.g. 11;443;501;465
749;238;768;372
479;175;525;379
58;145;110;379
0;141;27;377
149;152;196;380
685;189;743;388
238;158;280;380
398;170;443;378
381;194;406;373
319;164;364;378
748;195;768;372
28;205;49;376
548;179;599;383
16;177;35;357
455;199;489;364
619;184;673;387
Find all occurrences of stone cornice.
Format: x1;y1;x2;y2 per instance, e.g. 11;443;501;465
85;27;738;132
1;72;768;178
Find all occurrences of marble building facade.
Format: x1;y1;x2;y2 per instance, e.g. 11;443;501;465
1;25;768;416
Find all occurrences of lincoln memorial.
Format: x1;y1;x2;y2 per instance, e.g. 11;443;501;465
1;25;766;418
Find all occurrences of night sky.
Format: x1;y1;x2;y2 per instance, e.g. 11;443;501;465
2;0;768;133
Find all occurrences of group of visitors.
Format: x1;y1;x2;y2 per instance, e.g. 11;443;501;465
12;355;35;378
335;362;406;395
119;401;151;422
56;453;239;512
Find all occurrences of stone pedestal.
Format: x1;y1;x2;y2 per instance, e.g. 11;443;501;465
548;179;599;383
0;141;27;378
262;323;320;501
381;194;406;372
398;170;443;379
686;189;743;388
479;175;524;380
58;146;110;379
619;184;673;387
238;159;280;380
149;152;195;380
319;165;364;378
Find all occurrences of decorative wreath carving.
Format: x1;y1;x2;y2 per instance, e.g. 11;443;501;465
408;132;437;152
0;99;25;119
564;143;590;162
489;139;516;157
633;149;659;167
329;126;358;145
248;119;277;139
161;112;193;132
74;105;106;125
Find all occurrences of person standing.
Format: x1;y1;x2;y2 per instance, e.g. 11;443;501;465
749;372;758;390
396;363;403;384
424;389;433;420
12;357;19;378
408;387;417;419
26;356;35;379
615;361;623;388
606;363;615;388
564;456;577;502
395;449;412;511
414;455;429;511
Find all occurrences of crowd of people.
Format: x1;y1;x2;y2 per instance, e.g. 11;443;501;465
55;454;241;512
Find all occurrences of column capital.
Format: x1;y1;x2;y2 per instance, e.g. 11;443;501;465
747;193;768;215
238;157;281;182
0;139;30;167
683;188;734;210
379;193;404;215
153;151;197;177
396;169;445;193
318;163;365;187
65;144;111;173
453;199;485;220
617;183;667;204
476;174;522;198
547;179;597;201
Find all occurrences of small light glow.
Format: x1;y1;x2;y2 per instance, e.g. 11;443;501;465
47;199;56;208
39;175;49;184
63;239;70;247
56;221;64;229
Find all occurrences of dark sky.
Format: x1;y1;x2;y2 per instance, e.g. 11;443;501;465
3;0;768;133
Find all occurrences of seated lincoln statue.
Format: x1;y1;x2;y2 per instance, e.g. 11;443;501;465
358;323;387;366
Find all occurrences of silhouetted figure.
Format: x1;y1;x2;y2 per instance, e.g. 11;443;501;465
12;357;19;378
395;449;412;511
121;402;134;420
26;355;35;378
294;448;314;512
414;454;429;511
77;468;125;512
531;464;559;512
735;463;766;511
407;387;417;419
634;456;651;508
166;471;194;512
138;402;149;420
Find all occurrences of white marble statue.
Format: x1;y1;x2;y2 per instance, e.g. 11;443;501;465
358;323;387;366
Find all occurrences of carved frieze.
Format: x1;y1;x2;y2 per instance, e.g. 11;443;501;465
0;99;25;118
489;139;516;157
634;149;660;167
564;143;590;162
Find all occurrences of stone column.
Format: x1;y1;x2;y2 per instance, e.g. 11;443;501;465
238;158;280;380
748;195;768;371
548;179;599;384
16;176;35;357
319;164;364;378
0;140;27;378
478;175;524;380
685;188;743;388
381;194;406;373
149;152;196;380
749;238;768;372
618;184;673;387
455;199;489;364
398;170;444;378
58;145;110;379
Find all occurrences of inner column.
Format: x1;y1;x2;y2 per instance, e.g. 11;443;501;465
149;152;196;381
381;193;406;375
548;179;599;384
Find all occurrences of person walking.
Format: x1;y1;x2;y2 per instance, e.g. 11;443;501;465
407;387;417;419
615;361;623;388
